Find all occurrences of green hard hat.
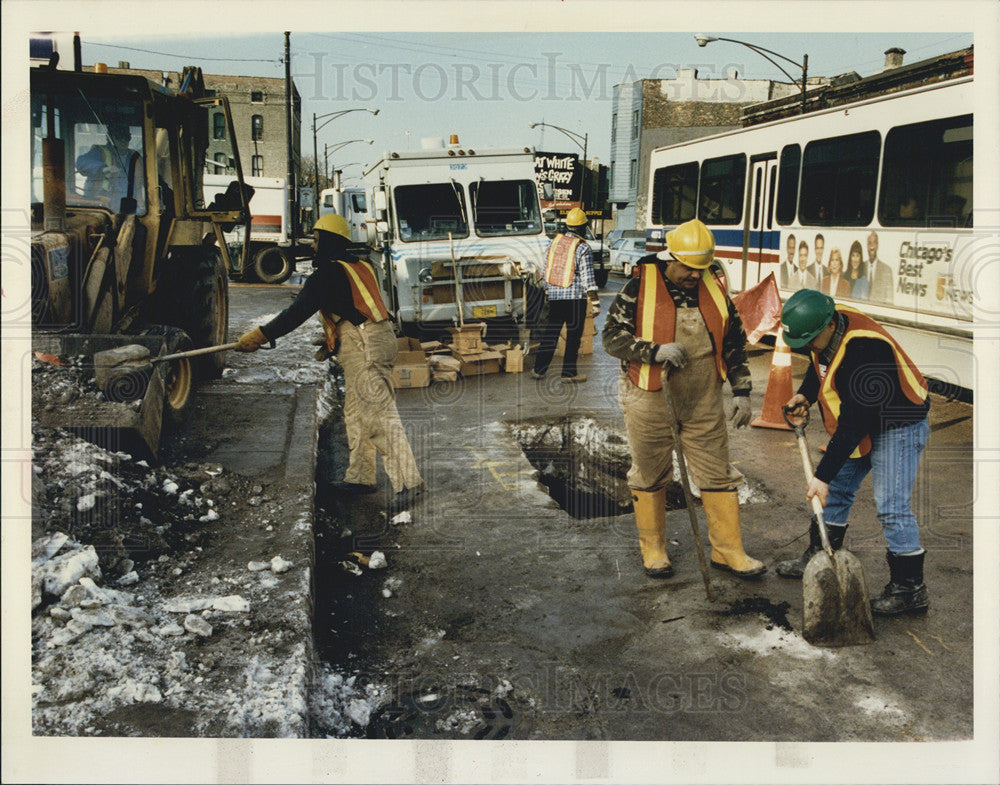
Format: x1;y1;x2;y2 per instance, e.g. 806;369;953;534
781;289;836;348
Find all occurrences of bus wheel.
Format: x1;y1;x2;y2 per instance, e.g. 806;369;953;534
253;247;294;284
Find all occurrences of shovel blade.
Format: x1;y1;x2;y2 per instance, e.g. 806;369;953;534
802;549;876;647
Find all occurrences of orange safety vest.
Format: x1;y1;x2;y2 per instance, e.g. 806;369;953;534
544;234;581;287
318;259;390;351
628;264;729;391
814;307;928;458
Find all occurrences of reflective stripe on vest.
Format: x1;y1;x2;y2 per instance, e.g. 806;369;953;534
544;234;581;288
814;307;928;458
628;265;729;391
318;259;390;351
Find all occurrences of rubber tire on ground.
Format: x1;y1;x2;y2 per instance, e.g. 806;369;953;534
594;267;610;289
252;246;294;285
141;325;193;426
167;248;229;379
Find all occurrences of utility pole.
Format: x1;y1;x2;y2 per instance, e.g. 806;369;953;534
284;32;297;244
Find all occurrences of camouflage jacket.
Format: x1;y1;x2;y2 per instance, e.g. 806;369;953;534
601;257;752;396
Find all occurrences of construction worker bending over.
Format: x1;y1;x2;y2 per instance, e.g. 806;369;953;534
779;290;930;616
532;208;600;383
602;218;764;579
235;214;424;515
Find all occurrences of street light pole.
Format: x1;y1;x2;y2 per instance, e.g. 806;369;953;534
694;34;808;114
529;122;589;208
310;108;378;218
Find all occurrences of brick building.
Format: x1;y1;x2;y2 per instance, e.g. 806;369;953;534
87;62;301;186
608;69;828;230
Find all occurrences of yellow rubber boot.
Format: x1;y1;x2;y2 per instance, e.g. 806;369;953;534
702;490;766;578
632;488;673;578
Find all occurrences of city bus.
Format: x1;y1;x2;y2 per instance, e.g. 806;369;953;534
644;76;975;394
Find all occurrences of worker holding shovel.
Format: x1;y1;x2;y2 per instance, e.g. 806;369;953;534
602;218;765;580
235;214;424;516
779;290;931;616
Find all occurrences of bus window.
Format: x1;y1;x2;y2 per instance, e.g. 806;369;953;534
651;162;698;225
767;165;777;230
800;131;880;226
878;114;973;228
698;154;745;225
775;144;800;225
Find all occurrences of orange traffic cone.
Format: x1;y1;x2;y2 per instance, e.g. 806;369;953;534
751;332;793;430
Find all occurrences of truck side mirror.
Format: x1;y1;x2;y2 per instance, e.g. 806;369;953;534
374;190;387;212
542;183;554;201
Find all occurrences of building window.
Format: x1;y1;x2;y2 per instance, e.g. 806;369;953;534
609;162;615;190
251;155;263;177
800;131;880;226
631;110;639;140
212;112;226;140
628;158;638;190
251;90;264;103
611;114;617;145
251;114;263;141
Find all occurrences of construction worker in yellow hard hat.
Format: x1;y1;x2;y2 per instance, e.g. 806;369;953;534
532;207;601;383
602;218;765;580
235;213;424;515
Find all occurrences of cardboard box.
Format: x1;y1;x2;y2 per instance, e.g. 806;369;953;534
451;348;503;376
393;337;431;388
432;370;459;383
420;340;449;354
504;345;524;373
447;324;486;354
430;354;462;373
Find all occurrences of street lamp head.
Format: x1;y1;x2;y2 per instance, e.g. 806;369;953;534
694;34;718;47
529;123;539;129
371;109;380;116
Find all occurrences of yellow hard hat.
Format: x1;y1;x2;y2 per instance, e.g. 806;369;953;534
658;218;716;269
565;207;588;227
314;213;351;240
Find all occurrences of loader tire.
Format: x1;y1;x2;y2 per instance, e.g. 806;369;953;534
142;325;193;425
170;248;229;380
252;247;294;285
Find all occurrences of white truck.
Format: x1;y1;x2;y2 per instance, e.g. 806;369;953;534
318;185;368;243
364;135;549;337
204;173;294;284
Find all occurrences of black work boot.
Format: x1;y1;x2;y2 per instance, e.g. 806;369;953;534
775;518;848;578
871;550;930;616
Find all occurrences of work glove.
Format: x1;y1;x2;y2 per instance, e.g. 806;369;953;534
234;327;268;353
312;337;338;361
729;396;752;429
588;296;601;318
654;342;688;369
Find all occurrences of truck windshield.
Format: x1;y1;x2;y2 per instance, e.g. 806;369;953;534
394;183;468;241
30;89;147;215
469;179;541;237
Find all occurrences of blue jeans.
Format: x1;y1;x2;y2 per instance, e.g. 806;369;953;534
822;418;930;554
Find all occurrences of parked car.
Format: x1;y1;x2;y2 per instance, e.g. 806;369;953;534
604;228;644;249
609;235;648;277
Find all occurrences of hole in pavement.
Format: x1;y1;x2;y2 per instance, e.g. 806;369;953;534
510;416;685;519
510;416;771;517
367;685;520;740
719;597;793;631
